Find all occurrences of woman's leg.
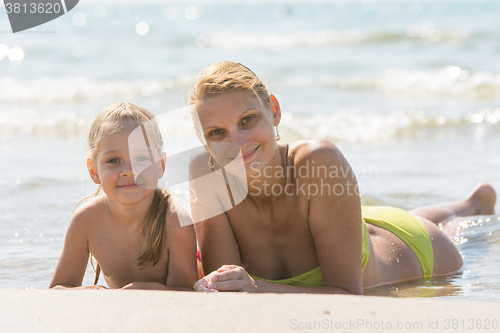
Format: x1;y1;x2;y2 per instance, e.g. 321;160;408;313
409;183;496;226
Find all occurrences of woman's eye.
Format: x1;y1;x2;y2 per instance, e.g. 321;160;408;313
242;115;253;124
209;129;223;136
107;158;119;164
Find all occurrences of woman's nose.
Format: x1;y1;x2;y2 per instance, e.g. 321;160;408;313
231;130;249;148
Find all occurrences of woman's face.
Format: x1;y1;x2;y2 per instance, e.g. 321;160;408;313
195;90;281;177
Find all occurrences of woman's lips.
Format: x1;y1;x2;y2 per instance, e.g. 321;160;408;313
232;145;259;163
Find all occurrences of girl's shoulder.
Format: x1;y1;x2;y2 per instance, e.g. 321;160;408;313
65;195;109;238
72;195;109;223
164;197;194;230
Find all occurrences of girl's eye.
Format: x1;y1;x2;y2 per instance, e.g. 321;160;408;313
107;158;119;164
136;156;150;162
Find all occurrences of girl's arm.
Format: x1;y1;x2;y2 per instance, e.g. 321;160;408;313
164;203;199;291
49;208;94;289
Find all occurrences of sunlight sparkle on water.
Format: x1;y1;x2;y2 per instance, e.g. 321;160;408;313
8;46;24;62
72;13;86;26
135;22;150;36
0;44;9;60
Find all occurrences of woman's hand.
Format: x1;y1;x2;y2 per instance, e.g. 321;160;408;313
193;270;218;292
193;265;258;293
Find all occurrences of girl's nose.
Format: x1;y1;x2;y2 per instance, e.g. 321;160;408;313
120;160;134;177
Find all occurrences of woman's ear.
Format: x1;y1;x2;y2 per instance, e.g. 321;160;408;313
87;159;100;184
269;93;282;126
158;152;167;178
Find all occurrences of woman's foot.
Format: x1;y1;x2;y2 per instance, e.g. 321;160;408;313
410;182;496;225
467;182;496;216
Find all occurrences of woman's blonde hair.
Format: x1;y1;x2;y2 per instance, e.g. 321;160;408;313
81;102;170;284
189;60;270;108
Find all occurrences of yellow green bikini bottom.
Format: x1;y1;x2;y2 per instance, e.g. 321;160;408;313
249;206;434;287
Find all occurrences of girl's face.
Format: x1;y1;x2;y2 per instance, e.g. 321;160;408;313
87;122;165;206
196;90;281;177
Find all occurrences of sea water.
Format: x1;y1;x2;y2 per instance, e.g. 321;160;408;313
1;1;500;300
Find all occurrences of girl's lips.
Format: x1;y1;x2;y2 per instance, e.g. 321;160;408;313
118;184;139;189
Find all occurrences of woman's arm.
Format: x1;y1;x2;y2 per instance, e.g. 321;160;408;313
188;149;243;275
306;140;363;294
195;264;353;294
49;208;92;289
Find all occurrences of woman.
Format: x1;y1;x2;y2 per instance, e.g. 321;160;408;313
187;60;496;294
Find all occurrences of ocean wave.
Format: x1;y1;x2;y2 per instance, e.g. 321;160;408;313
279;107;500;143
290;67;500;100
2;66;498;104
208;27;469;50
0;76;189;104
2;106;500;143
0;106;196;139
0;106;91;138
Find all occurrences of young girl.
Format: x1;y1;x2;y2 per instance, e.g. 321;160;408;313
50;102;198;290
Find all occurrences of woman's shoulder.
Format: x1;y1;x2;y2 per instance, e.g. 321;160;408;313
287;139;346;167
187;147;212;178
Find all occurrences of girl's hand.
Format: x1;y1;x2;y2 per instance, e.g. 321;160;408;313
121;282;155;290
194;265;258;293
51;285;108;290
83;285;108;290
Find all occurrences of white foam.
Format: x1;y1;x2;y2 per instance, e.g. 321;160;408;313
290;67;500;101
0;106;91;138
0;106;197;139
279;107;500;143
0;77;183;104
2;105;499;143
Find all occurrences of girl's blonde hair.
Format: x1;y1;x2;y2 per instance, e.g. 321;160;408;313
189;60;270;108
81;102;170;284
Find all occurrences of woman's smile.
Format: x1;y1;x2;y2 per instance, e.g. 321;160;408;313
233;145;260;163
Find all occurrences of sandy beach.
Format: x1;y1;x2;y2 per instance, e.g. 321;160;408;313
2;289;500;332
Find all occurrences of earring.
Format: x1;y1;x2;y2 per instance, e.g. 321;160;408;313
207;154;215;171
275;126;281;141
